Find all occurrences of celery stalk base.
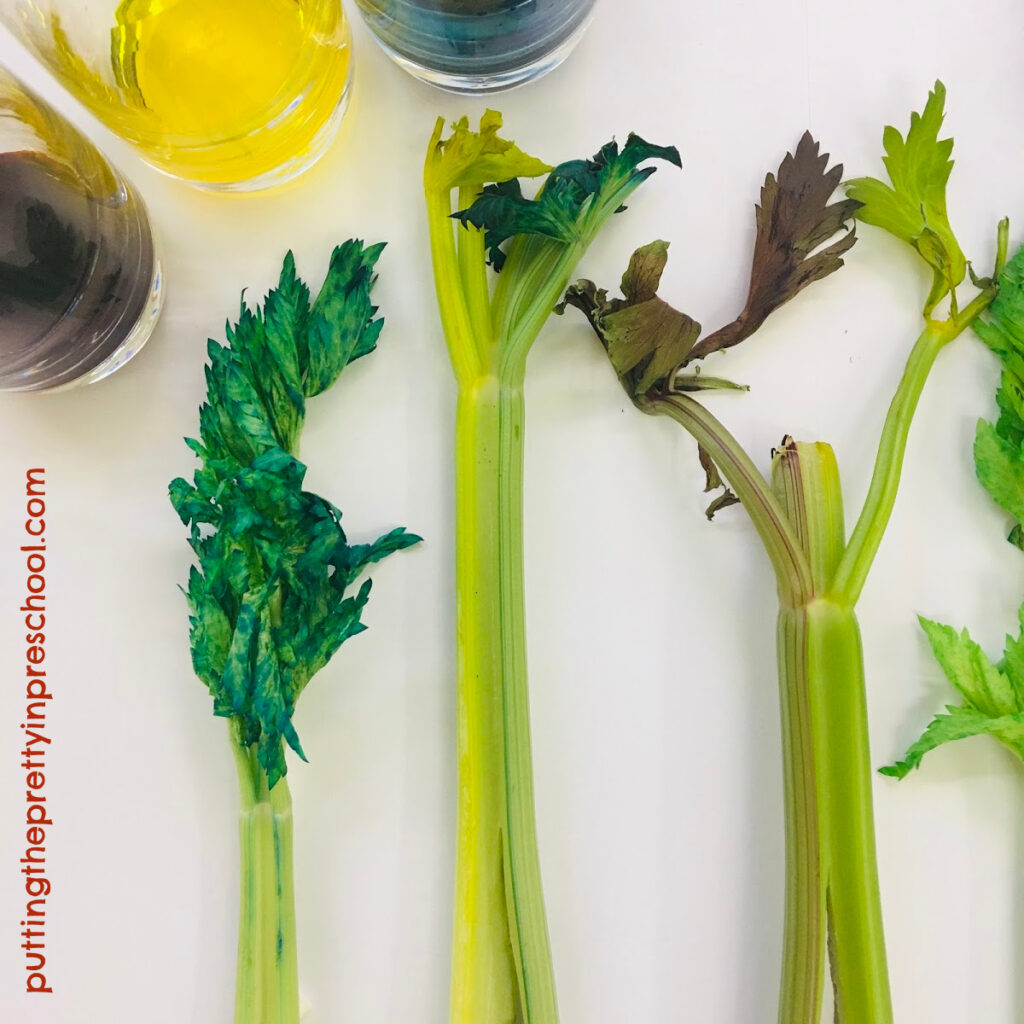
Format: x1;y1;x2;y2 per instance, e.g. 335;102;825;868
450;375;557;1024
232;734;300;1024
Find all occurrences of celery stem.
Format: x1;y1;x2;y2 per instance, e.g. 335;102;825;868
773;443;891;1024
457;186;493;346
232;732;299;1024
834;283;998;607
450;373;557;1024
656;392;813;606
776;601;892;1024
427;186;483;384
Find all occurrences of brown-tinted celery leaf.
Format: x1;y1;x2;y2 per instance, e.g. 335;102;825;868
697;446;740;518
559;241;702;398
705;489;741;520
686;132;859;363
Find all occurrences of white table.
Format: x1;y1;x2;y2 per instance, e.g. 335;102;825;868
1;2;1022;1020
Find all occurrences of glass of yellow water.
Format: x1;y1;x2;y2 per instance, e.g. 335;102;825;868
0;0;353;191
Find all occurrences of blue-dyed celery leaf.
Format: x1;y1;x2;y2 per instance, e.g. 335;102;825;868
173;244;421;788
453;134;680;271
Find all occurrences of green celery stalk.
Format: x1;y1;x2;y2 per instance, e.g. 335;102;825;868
561;83;1006;1022
170;243;420;1024
424;111;679;1024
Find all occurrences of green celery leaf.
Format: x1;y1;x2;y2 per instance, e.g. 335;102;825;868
975;418;1024;528
975;245;1024;451
881;704;1024;778
846;81;966;314
884;609;1024;778
919;615;1018;718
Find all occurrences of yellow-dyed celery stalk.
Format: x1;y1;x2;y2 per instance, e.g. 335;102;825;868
424;111;678;1024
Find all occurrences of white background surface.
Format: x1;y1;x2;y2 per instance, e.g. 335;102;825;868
1;1;1024;1021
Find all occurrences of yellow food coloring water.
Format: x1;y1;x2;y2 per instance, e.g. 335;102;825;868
48;0;350;186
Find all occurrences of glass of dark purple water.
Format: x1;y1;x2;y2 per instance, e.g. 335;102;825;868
0;67;162;392
354;0;596;93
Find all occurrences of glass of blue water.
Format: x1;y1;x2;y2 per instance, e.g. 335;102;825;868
354;0;597;93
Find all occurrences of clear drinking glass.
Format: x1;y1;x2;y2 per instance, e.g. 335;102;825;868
354;0;597;93
0;0;352;191
0;66;162;391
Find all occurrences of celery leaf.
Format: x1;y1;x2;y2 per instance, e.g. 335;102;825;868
172;246;421;788
880;614;1024;774
453;135;680;271
884;611;1024;777
424;110;551;194
918;616;1018;717
560;240;702;397
687;132;858;362
846;81;966;314
881;705;1024;778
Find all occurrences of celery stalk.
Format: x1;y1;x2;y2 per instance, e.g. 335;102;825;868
424;112;678;1024
232;730;299;1024
172;245;420;1022
562;86;1006;1022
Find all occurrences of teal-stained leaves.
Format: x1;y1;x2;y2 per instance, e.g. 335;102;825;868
191;242;386;464
306;240;386;397
883;611;1024;777
173;246;421;788
846;81;966;315
453;135;681;271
